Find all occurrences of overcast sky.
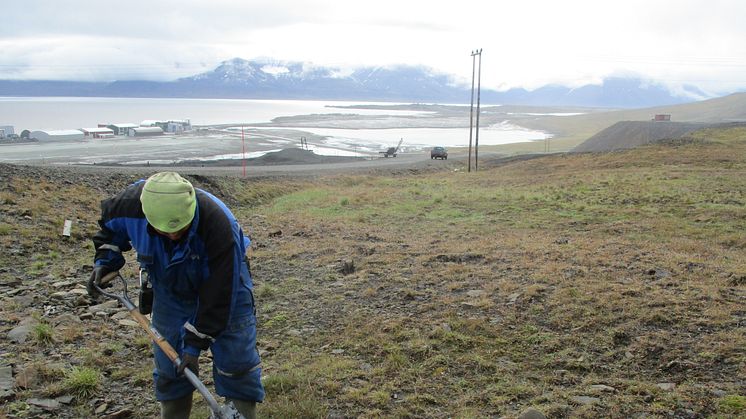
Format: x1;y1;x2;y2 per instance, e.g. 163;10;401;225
2;0;746;95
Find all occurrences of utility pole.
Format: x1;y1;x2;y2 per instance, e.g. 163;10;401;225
474;49;482;172
468;50;477;173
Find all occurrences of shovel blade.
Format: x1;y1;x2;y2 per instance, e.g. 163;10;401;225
211;401;245;419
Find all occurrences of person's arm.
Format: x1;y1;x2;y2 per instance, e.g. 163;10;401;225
183;197;240;354
92;184;143;269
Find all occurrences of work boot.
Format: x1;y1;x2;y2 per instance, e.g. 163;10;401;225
160;393;193;419
229;398;257;419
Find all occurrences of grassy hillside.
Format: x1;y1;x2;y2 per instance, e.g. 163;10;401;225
1;127;745;418
514;92;746;151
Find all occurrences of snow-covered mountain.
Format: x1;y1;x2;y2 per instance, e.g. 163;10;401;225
0;58;711;107
172;58;467;102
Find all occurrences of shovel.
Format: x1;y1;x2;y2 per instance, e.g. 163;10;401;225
94;271;245;419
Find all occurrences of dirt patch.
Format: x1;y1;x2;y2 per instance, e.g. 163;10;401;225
189;148;361;166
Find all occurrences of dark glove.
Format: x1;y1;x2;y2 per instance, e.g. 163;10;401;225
87;265;113;299
177;353;200;376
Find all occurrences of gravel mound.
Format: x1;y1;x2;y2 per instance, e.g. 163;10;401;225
572;121;707;152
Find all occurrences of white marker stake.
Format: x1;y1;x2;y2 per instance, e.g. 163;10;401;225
62;220;72;237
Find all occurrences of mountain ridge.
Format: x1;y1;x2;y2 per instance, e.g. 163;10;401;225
0;58;717;108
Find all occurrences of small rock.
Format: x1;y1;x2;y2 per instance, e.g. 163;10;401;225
507;292;521;304
647;268;671;279
51;313;82;326
27;398;61;410
74;295;90;307
79;312;94;320
331;349;345;355
590;384;616;392
518;407;547;419
103;409;134;419
466;289;485;298
657;382;676;391
711;389;727;397
111;311;130;320
118;319;139;328
56;395;75;405
8;324;32;344
50;291;71;300
89;300;120;313
15;365;42;389
12;294;34;308
95;403;108;414
0;365;13;399
571;396;600;405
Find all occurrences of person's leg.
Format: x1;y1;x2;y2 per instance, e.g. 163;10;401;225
160;393;193;419
229;398;256;419
150;289;197;413
210;312;265;403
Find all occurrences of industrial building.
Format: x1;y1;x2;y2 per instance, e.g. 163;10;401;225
81;127;115;139
107;123;139;135
128;126;164;137
141;119;192;133
30;129;85;142
0;125;14;138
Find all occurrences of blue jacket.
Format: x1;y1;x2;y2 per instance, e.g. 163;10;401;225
92;180;253;352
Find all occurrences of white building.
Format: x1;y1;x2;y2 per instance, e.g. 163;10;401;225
107;123;139;135
81;127;115;139
0;125;14;138
128;126;164;137
141;119;192;133
30;129;85;142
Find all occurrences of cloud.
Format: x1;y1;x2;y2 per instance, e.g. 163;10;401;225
1;0;746;93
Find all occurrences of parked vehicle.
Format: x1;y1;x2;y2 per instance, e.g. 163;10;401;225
430;146;448;160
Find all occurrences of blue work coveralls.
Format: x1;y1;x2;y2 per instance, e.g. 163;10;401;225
92;180;265;402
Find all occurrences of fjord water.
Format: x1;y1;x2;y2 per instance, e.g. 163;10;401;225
0;96;409;130
0;97;549;163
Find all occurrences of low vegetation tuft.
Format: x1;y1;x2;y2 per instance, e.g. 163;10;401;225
63;366;101;399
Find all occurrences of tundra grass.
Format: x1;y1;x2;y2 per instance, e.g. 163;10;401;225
251;129;746;418
1;127;744;418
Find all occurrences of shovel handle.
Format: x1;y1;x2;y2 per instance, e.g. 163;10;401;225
93;272;243;419
130;309;180;362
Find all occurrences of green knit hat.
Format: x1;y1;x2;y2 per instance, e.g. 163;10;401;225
140;172;197;233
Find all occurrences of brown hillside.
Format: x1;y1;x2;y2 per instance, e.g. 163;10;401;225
572;121;707;152
520;92;746;146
